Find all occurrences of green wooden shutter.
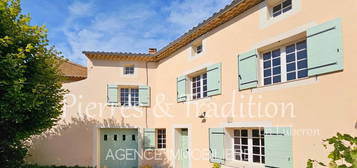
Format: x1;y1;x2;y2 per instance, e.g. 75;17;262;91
207;63;222;96
177;75;187;102
139;86;150;107
107;85;118;104
209;128;225;164
144;128;155;150
265;127;293;168
307;18;343;76
238;49;258;90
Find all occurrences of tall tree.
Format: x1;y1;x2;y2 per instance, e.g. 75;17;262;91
0;0;65;167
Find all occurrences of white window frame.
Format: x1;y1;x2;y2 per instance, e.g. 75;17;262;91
270;0;292;18
156;129;166;149
120;88;139;106
261;47;286;86
285;40;308;81
191;72;208;100
123;66;135;75
232;128;265;164
259;39;307;86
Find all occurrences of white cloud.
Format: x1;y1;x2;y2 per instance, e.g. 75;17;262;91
165;0;232;33
68;1;94;17
60;0;231;65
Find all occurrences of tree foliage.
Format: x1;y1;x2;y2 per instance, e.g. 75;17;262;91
0;0;65;167
307;133;357;168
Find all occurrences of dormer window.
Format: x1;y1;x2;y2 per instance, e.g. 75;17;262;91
124;66;134;75
196;44;203;54
191;40;203;57
271;0;292;18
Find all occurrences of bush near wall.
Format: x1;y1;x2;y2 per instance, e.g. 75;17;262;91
23;165;93;168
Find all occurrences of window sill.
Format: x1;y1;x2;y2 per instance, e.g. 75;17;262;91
185;96;212;103
106;104;141;108
224;160;264;168
122;74;138;78
189;50;205;61
154;148;166;151
252;76;318;93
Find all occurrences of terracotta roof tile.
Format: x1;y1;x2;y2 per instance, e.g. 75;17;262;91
59;61;87;79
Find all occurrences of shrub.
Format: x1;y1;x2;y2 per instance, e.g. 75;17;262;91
306;133;357;168
0;0;65;167
212;163;221;168
140;165;153;168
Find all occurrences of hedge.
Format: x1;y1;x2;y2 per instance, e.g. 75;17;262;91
23;165;93;168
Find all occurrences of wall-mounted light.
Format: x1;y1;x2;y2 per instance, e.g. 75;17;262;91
199;112;207;123
198;112;206;119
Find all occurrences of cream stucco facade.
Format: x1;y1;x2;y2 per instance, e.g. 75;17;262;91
27;0;357;168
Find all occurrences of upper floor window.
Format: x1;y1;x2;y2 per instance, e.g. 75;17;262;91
271;0;292;18
262;40;307;86
196;44;203;54
191;73;207;100
263;49;282;85
233;128;265;164
177;63;221;102
191;40;203;57
285;40;307;81
124;66;134;75
120;88;139;106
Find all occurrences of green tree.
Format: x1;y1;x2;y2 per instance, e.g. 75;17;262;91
307;133;357;168
0;0;65;167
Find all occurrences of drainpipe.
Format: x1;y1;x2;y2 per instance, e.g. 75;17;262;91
145;61;149;128
145;48;157;128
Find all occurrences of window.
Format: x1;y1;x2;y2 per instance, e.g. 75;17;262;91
262;40;307;86
157;129;166;149
104;134;108;141
271;0;292;18
233;128;265;164
192;41;203;56
114;134;117;141
120;88;139;106
124;66;134;75
196;44;203;54
191;73;207;100
132;134;136;141
286;40;308;80
263;49;282;85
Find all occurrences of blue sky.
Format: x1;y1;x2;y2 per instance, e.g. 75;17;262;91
21;0;231;65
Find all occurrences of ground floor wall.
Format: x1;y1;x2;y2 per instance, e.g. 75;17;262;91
26;112;356;168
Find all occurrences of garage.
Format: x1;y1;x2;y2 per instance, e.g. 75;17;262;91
100;128;139;168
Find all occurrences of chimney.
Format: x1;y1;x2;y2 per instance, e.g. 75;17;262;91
148;48;157;54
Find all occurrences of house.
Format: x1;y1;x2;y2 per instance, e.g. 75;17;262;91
27;0;357;168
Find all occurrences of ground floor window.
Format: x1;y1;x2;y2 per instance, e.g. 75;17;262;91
157;129;166;149
233;128;265;164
